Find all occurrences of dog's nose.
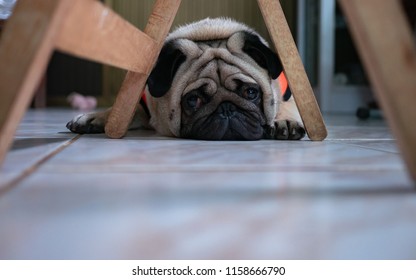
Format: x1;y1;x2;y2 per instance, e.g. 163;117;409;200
218;102;237;119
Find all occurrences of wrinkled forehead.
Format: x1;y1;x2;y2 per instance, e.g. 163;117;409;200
173;35;266;96
184;57;257;95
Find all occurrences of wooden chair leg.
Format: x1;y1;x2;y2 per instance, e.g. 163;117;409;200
105;0;182;139
339;0;416;181
56;0;158;74
33;75;47;108
257;0;327;141
0;0;70;165
0;0;166;167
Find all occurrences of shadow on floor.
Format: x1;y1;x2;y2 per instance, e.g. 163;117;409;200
10;138;70;151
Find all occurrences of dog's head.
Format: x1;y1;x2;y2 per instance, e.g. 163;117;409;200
145;18;284;140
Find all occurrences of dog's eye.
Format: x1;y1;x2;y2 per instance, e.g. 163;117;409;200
243;87;259;100
187;95;200;107
185;94;203;110
182;86;211;114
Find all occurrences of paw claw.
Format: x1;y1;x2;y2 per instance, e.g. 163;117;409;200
66;113;105;134
274;120;305;140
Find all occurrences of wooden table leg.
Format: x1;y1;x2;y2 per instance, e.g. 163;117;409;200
257;0;327;141
0;0;70;166
339;0;416;181
105;0;181;139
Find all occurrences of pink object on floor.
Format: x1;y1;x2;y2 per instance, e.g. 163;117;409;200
67;92;97;111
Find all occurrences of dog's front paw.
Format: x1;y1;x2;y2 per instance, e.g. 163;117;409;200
66;113;105;134
274;120;305;140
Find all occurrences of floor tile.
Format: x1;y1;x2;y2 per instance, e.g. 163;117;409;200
0;109;415;260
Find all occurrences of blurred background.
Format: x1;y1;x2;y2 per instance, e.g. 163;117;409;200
1;0;415;113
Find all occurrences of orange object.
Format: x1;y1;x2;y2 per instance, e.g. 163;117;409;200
277;71;288;95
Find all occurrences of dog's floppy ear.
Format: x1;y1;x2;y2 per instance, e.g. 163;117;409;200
147;41;186;98
242;32;282;80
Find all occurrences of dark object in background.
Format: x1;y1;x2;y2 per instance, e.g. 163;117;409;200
403;0;416;28
356;101;381;120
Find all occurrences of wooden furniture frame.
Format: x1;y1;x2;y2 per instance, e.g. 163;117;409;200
339;0;416;181
0;0;327;166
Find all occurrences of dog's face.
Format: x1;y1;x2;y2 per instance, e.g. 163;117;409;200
179;77;265;140
146;19;284;140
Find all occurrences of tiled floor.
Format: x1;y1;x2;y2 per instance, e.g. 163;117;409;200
0;109;415;259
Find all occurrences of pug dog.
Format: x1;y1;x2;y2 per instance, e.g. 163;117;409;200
67;18;305;140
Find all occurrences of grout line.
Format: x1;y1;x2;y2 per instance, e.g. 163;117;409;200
0;135;82;197
330;140;400;154
340;143;400;155
36;164;405;174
